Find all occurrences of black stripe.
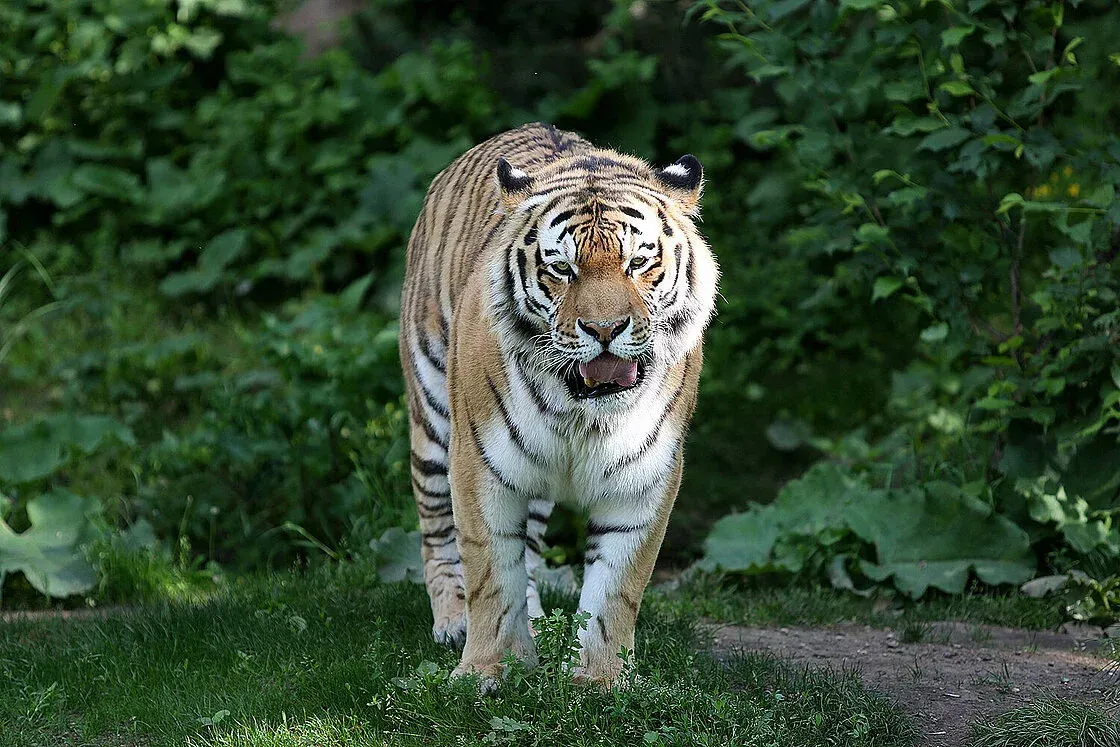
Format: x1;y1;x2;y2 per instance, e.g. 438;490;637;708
587;520;652;537
423;534;458;548
665;308;694;337
619;205;643;219
486;375;545;465
418;412;449;449
423;524;456;540
605;356;692;477
417;505;453;519
416;334;446;375
418;379;450;419
550;209;576;227
524;228;538;245
469;420;518;492
410;451;447;477
515;358;563;418
658;208;674;237
412;476;450;500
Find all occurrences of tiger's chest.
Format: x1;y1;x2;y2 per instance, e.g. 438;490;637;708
475;365;682;508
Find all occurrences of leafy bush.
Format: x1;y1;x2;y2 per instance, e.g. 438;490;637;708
0;0;478;300
695;0;1120;600
133;293;408;568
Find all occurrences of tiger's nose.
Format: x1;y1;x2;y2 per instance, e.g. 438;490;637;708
577;317;630;344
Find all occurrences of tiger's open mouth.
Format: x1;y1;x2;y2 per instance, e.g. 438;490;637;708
566;352;645;399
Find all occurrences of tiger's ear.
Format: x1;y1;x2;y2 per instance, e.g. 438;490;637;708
654;155;703;214
496;157;534;209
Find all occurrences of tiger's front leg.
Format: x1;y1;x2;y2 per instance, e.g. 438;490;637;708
575;458;682;686
449;439;537;686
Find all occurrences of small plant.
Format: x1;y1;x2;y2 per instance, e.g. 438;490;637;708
900;622;927;645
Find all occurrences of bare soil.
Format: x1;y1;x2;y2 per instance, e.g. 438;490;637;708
711;621;1119;746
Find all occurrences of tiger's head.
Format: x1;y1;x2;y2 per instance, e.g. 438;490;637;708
489;150;718;404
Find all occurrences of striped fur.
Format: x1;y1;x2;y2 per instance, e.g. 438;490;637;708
399;123;718;686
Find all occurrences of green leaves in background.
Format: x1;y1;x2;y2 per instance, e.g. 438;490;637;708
368;527;423;584
0;415;135;485
701;463;1035;599
692;0;1120;602
0;490;101;599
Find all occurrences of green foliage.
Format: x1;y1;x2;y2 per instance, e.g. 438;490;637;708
700;463;1035;597
367;526;423;584
0;0;478;299
130;294;407;568
694;0;1120;603
0;490;101;599
4;0;1120;615
970;699;1120;747
0;413;134;484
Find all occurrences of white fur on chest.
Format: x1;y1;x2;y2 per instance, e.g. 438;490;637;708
477;361;681;510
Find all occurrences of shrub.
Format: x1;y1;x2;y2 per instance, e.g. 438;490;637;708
695;0;1120;601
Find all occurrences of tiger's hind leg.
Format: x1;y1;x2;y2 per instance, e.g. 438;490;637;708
403;324;466;647
409;421;467;647
524;496;554;624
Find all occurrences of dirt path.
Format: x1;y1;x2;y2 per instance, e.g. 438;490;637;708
712;621;1118;746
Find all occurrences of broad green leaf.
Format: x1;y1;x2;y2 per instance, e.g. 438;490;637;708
765;418;809;451
368;527;423;584
941;26;976;48
938;81;976;97
0;415;135;484
854;223;889;244
198;228;249;272
851;486;1034;597
917;127;971;151
920;322;949;342
871;276;903;302
1049;247;1082;269
70;164;143;202
700;463;884;574
885;117;945;136
1084;184;1114;208
0;490;101;598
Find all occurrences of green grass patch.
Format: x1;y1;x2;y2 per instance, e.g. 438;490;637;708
1;563;917;747
969;700;1120;747
656;575;1065;630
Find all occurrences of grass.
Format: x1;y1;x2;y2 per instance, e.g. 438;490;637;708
969;700;1120;747
656;574;1067;631
0;563;918;747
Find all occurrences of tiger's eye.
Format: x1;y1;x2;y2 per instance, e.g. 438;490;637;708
629;256;649;272
550;261;573;277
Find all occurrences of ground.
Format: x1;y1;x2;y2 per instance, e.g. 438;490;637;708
2;568;1117;747
713;621;1117;747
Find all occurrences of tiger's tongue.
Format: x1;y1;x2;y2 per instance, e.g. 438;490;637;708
578;353;638;387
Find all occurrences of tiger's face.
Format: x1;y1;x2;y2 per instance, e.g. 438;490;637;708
491;153;716;403
535;204;662;399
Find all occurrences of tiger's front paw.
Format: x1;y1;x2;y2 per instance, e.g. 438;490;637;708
450;659;507;695
570;663;628;690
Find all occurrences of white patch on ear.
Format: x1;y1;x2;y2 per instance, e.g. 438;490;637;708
662;163;690;178
508;166;529;182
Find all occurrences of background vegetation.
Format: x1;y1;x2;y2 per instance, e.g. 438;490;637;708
1;0;1118;623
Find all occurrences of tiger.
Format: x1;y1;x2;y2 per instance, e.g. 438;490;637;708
399;122;718;687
